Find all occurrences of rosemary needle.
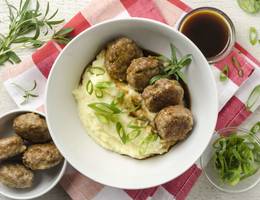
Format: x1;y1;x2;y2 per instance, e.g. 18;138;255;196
12;80;39;105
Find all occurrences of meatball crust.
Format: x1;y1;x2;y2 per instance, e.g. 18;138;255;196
142;79;184;112
0;135;26;160
127;57;161;92
154;105;193;141
13;113;51;143
23;143;63;170
0;163;34;188
105;37;143;81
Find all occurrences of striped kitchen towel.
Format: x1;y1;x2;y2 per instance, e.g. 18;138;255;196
1;0;260;200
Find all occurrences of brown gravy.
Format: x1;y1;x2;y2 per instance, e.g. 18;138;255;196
179;10;230;59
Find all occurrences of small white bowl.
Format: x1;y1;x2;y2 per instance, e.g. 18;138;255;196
0;109;67;200
46;18;218;189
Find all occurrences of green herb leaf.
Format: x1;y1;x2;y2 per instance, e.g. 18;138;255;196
220;65;229;82
170;43;178;65
7;51;21;64
12;80;38;105
237;0;260;13
251;122;260;134
150;44;192;84
95;81;113;89
94;89;103;98
139;132;158;154
246;84;260;110
249;27;258;45
86;80;94;95
0;54;9;65
116;122;128;144
88;102;121;114
88;66;105;76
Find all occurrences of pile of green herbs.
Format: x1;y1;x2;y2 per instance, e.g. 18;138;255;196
213;133;260;186
0;0;73;65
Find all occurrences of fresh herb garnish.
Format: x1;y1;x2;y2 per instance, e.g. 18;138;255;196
0;0;73;65
86;80;94;95
219;65;229;82
231;56;244;77
246;84;260;110
213;133;260;186
87;66;105;76
86;80;113;98
88;102;121;114
149;44;192;85
116;122;128;144
237;0;260;14
52;27;74;45
249;27;258;45
251;122;260;134
139;132;158;154
12;80;38;105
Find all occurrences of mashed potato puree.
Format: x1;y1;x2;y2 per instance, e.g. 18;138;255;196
73;51;174;159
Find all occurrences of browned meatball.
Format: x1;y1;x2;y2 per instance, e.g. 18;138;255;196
0;163;34;188
105;37;143;81
127;57;161;92
23;143;63;170
142;79;184;112
0;135;26;160
154;105;193;141
13;113;51;143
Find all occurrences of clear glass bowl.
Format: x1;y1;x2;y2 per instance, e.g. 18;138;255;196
200;127;260;193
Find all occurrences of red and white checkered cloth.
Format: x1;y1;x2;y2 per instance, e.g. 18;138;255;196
1;0;260;199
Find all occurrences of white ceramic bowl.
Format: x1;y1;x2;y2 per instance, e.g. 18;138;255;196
0;109;67;199
46;18;218;189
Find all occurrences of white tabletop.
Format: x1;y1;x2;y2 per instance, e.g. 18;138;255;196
0;0;260;199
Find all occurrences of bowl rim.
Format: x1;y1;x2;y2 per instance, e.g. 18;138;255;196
0;109;67;200
45;17;218;189
200;126;260;194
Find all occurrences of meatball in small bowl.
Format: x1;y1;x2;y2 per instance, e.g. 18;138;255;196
0;109;66;200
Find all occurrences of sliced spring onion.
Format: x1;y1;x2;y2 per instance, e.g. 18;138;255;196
219;65;229;82
251;121;260;134
115;91;125;104
94;89;103;98
246;84;260;110
95;81;113;89
86;80;93;95
139;133;158;154
88;102;121;114
116;122;128;144
95;113;109;124
237;0;260;13
249;27;258;45
213;133;260;186
231;56;244;77
128;129;141;140
88;66;105;76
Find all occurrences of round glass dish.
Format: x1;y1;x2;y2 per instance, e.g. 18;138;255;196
177;7;236;63
200;127;260;193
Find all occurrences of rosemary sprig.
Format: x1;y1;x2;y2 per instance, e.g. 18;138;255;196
149;44;192;84
12;80;38;105
0;0;73;65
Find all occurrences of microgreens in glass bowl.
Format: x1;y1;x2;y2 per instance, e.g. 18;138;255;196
200;127;260;193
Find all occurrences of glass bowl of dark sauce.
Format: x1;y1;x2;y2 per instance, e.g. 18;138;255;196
178;7;236;63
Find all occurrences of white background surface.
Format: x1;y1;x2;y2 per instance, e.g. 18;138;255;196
0;0;260;199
